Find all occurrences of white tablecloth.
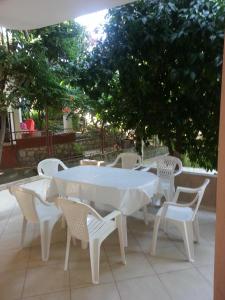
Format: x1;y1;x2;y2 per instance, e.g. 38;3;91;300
51;166;159;215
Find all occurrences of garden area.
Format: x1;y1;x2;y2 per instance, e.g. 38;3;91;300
0;0;224;175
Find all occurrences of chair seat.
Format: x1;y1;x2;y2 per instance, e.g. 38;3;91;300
36;204;61;221
157;206;193;221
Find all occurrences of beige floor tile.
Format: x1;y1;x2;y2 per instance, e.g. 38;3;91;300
117;275;171;300
28;242;66;268
134;231;174;253
107;249;155;281
197;264;214;285
22;290;70;300
199;223;215;244
69;259;114;288
30;226;66;247
0;247;30;272
28;241;104;268
50;228;67;244
0;269;26;300
175;240;215;266
197;211;216;224
71;283;120;300
159;268;213;300
103;231;142;252
148;245;192;274
23;264;69;298
127;217;153;235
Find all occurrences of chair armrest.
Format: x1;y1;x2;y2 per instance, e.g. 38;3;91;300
107;155;121;168
163;201;191;208
60;162;68;170
174;169;182;176
103;210;121;222
37;195;56;206
176;186;201;194
38;174;52;180
133;165;144;170
107;162;117;167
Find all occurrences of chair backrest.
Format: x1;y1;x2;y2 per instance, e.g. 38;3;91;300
59;198;103;242
191;179;210;220
157;155;182;180
37;158;67;177
119;153;142;169
9;186;40;223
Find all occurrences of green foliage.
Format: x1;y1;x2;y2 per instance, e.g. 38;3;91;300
78;0;225;170
73;143;84;156
0;21;87;113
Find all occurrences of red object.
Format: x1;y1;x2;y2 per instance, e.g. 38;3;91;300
62;107;71;113
25;119;35;132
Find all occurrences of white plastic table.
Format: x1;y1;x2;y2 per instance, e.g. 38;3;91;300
51;166;159;215
51;166;159;246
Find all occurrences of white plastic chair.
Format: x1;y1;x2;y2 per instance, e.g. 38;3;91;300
59;197;126;284
107;152;142;169
37;158;68;179
142;155;182;202
156;155;182;202
9;185;62;261
150;179;210;262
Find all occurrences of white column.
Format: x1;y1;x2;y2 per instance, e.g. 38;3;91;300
7;107;23;141
63;113;73;132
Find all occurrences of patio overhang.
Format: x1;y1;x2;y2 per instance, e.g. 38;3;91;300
0;0;134;30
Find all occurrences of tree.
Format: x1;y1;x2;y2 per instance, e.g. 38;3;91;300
78;0;225;169
0;21;87;164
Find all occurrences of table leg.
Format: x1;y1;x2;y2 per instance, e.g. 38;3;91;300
122;215;128;247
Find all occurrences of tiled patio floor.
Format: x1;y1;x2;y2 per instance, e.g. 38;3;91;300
0;189;215;300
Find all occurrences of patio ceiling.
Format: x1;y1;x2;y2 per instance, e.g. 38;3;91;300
0;0;134;30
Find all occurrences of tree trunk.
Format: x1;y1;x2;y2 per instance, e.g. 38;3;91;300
0;111;7;167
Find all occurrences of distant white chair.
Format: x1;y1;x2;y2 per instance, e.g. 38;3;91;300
9;185;62;261
138;155;182;225
59;197;126;284
142;155;182;202
107;152;142;169
37;158;68;179
150;179;210;262
156;155;182;201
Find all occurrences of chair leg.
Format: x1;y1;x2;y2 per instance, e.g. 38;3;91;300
116;215;126;265
193;218;200;243
180;222;195;262
21;217;27;247
81;241;88;249
150;215;161;255
40;220;53;262
61;216;66;229
89;239;101;284
122;215;128;247
143;205;149;225
64;229;71;271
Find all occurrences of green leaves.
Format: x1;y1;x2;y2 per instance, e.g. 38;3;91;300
78;0;224;170
0;21;87;114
